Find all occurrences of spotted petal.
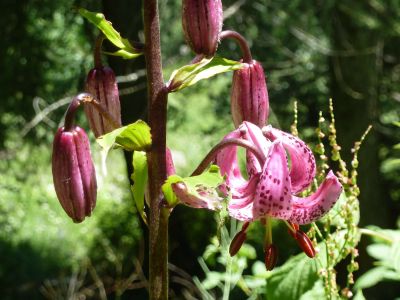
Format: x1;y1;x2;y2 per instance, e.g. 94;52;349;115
263;126;316;193
288;170;342;224
253;141;292;220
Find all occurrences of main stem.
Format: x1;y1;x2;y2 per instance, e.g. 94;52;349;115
143;1;169;299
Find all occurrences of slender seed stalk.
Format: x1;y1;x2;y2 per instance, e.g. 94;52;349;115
143;1;169;299
191;138;266;176
220;30;253;63
94;34;105;68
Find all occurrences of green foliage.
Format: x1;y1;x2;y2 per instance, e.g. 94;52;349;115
266;253;319;300
131;151;148;225
96;120;152;155
167;57;243;92
78;8;142;59
355;227;400;292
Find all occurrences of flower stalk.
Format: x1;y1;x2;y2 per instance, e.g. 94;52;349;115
143;0;169;299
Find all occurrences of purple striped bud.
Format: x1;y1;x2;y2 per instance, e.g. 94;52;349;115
85;66;121;137
182;0;223;57
231;60;269;128
52;126;97;223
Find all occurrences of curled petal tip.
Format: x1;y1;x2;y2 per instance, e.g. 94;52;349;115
263;127;316;193
289;171;342;225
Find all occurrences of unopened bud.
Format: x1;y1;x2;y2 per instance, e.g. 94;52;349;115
264;244;278;271
85;66;121;137
182;0;223;57
52;126;97;223
231;60;269;128
229;230;247;257
295;230;316;258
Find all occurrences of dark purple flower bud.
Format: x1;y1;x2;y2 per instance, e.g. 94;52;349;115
52;126;97;223
231;60;269;128
264;244;278;271
229;230;247;257
182;0;223;57
295;230;316;258
85;66;122;137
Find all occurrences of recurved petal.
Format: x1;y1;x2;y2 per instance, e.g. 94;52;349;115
253;141;292;220
263;126;316;193
288;170;342;225
240;121;270;176
215;128;247;187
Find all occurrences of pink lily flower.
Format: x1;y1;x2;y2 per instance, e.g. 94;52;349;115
217;121;342;225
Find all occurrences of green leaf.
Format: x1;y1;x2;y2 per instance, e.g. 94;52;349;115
103;49;142;59
161;165;225;208
381;158;400;173
167;57;244;92
161;174;183;207
366;243;391;261
266;253;319;300
354;266;391;290
353;290;367;300
78;8;142;59
131;151;148;225
299;280;326;300
97;120;151;157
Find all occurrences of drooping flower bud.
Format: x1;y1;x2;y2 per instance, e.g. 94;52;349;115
295;230;316;258
182;0;223;57
264;244;278;271
85;66;121;137
52;126;97;223
231;60;269;128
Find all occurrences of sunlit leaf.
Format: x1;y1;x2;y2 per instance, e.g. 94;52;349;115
266;252;319;300
78;8;142;59
131;151;148;225
167;57;243;92
103;49;142;59
354;266;396;290
97;120;151;157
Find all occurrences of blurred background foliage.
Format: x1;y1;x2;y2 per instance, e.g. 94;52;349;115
0;0;399;299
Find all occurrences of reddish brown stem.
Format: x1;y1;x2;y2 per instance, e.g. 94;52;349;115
143;0;169;299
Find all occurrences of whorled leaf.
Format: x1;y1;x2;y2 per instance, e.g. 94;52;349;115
131;151;148;225
97;120;151;157
78;8;142;59
167;57;243;92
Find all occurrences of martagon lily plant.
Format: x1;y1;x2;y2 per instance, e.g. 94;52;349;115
50;1;351;299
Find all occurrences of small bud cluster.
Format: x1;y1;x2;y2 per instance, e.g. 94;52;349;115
52;36;121;223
